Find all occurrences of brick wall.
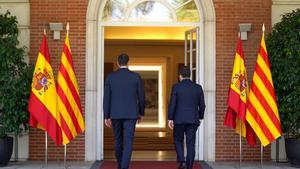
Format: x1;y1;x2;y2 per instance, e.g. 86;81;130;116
29;0;87;160
214;0;272;161
29;0;273;161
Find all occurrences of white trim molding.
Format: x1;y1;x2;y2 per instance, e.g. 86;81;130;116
273;0;300;5
85;0;216;162
272;0;300;25
0;0;28;2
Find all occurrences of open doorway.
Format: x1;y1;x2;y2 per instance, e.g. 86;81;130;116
86;0;216;161
103;26;196;160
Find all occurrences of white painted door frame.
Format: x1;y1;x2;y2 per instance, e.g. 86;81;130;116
96;23;204;161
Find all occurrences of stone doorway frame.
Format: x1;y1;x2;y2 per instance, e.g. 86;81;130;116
85;0;216;162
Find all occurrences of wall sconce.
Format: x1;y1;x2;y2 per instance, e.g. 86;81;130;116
239;23;252;40
49;23;63;40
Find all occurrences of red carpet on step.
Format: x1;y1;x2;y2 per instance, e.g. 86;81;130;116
100;161;202;169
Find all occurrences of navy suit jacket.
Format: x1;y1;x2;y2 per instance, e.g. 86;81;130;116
168;79;206;124
103;68;145;119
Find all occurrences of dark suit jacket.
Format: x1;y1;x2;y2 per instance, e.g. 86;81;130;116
168;79;205;124
103;68;145;119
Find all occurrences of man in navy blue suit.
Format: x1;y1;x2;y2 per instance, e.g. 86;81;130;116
103;53;145;169
168;66;206;169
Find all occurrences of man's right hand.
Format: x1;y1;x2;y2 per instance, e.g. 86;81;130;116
105;119;112;128
137;116;143;124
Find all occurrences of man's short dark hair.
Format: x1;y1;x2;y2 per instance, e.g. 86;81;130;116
179;66;191;78
118;53;129;66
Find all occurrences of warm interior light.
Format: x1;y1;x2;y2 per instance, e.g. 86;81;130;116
105;27;193;40
158;132;166;138
129;65;165;128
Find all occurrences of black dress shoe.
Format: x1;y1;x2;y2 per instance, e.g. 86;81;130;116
178;162;186;169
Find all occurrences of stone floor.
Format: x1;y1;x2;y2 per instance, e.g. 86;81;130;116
0;161;95;169
207;162;299;169
1;161;299;169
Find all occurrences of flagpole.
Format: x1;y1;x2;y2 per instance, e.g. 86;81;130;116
260;24;265;169
64;144;67;169
261;144;264;169
63;22;70;169
237;31;242;169
43;28;48;169
45;132;48;169
239;122;242;169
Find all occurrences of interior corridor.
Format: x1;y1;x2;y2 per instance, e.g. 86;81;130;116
103;26;192;160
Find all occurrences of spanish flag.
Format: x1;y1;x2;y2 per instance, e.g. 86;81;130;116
28;35;62;145
246;26;282;146
57;32;85;145
224;35;256;146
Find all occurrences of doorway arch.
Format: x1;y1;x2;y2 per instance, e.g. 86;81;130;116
85;0;216;161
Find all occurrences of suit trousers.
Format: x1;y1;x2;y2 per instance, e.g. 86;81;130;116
112;119;137;169
173;123;199;169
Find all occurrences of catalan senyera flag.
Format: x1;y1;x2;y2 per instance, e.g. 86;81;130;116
224;36;256;146
28;35;63;145
57;34;85;145
246;32;282;147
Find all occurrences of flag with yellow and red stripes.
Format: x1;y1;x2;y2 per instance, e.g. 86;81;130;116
246;31;282;146
57;34;85;145
28;35;63;145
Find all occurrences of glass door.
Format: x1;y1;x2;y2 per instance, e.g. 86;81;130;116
184;27;203;160
185;27;199;82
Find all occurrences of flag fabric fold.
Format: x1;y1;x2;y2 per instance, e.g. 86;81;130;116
28;35;63;145
224;36;256;146
246;33;282;147
57;34;85;145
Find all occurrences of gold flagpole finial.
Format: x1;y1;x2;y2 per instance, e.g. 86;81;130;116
66;22;70;36
262;24;265;35
44;28;46;35
238;32;241;38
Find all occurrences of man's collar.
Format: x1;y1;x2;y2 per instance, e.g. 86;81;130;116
120;66;128;69
181;78;191;82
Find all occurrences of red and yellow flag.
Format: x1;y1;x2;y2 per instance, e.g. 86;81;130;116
246;31;282;146
224;36;256;146
28;35;62;145
57;33;85;145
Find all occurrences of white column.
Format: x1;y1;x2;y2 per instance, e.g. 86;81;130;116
85;19;98;161
203;20;216;162
199;0;216;162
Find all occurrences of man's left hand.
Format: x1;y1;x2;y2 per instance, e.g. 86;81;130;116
168;120;174;130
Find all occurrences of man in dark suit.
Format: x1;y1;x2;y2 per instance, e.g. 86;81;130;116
168;66;206;169
103;53;145;169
